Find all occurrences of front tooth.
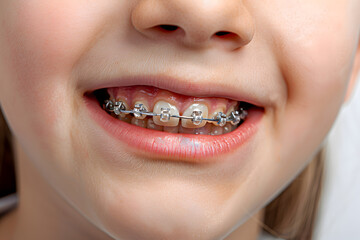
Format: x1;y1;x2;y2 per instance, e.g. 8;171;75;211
131;118;147;128
213;112;227;127
115;98;130;117
210;112;222;126
133;101;149;119
226;104;243;126
181;103;208;128
223;123;232;134
153;101;180;127
147;118;163;131
119;114;132;124
193;124;212;135
210;105;226;126
163;126;179;133
178;125;196;134
210;126;224;135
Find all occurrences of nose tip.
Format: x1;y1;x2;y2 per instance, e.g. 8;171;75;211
131;0;255;51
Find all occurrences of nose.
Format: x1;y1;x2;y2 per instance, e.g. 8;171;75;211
131;0;255;51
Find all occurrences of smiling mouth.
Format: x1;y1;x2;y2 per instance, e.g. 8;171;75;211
84;81;264;161
91;86;256;136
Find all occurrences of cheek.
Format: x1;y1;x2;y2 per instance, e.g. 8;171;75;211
0;0;109;144
7;0;107;74
271;3;358;163
0;1;119;219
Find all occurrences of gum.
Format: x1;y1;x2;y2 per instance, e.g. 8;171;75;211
107;86;239;115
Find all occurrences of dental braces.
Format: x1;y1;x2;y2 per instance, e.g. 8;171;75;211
103;99;248;126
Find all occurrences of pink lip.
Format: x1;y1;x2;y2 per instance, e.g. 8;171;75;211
84;74;266;108
85;95;263;163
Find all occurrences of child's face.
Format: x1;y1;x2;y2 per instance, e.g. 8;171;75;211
1;0;359;239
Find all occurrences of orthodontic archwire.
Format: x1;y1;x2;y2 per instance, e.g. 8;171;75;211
103;99;248;127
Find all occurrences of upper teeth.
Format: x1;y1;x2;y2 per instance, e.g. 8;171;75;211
105;99;247;128
153;101;180;127
160;108;171;122
182;103;208;128
133;103;148;119
111;100;128;117
190;110;203;126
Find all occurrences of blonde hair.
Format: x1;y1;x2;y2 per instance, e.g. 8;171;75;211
0;110;323;239
264;150;324;240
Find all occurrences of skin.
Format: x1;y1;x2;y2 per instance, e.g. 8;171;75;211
0;0;360;239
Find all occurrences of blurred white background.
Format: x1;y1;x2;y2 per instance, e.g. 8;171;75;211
315;75;360;240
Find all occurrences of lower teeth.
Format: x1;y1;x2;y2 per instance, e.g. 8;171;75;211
118;115;237;135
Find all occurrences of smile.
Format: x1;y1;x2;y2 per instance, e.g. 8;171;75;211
84;77;264;162
98;86;250;135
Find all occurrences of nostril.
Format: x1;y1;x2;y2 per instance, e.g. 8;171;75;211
158;25;179;32
211;31;245;50
214;31;239;40
213;31;243;47
215;31;231;36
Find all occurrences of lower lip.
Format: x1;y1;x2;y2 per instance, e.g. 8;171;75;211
85;96;263;163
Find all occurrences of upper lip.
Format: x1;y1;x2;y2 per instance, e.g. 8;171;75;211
84;74;266;108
